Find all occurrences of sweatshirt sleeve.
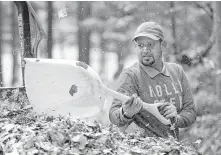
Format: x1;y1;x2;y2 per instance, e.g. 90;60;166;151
109;71;138;127
176;66;197;128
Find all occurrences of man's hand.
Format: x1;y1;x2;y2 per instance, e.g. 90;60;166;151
159;103;177;119
122;94;143;118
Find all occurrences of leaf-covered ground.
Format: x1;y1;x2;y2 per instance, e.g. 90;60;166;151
0;89;199;155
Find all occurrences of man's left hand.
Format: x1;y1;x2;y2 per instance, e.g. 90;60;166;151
160;103;177;119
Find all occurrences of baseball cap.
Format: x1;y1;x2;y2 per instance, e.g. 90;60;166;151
132;22;164;41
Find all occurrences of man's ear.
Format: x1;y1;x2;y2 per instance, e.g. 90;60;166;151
161;40;167;48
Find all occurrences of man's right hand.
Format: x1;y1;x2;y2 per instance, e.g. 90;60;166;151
122;94;143;118
158;102;169;115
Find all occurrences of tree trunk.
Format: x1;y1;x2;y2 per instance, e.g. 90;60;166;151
0;2;3;86
47;1;53;58
170;1;179;55
59;32;65;59
215;1;221;100
77;2;91;65
11;2;20;86
114;45;125;80
14;1;32;86
99;36;106;75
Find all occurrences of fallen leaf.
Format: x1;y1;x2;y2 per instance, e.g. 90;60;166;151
2;124;14;132
103;148;112;154
71;134;88;150
47;129;68;146
26;148;39;155
23;138;34;149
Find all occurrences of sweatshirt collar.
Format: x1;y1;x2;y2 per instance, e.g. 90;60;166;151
139;61;170;78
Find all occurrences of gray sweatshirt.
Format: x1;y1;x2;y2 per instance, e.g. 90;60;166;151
109;62;197;139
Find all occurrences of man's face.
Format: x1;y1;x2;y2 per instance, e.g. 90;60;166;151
135;36;162;67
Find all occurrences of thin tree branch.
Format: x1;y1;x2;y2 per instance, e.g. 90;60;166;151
194;2;213;20
179;25;216;66
177;2;215;66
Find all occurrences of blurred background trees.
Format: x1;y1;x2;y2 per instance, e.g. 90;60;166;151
47;1;53;58
215;1;221;100
0;1;216;84
0;1;220;154
0;2;3;86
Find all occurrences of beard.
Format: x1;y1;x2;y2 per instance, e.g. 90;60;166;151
141;56;155;66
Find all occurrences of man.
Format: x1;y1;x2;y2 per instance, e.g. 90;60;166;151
109;21;197;139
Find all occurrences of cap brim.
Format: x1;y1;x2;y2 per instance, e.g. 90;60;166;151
132;33;160;41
